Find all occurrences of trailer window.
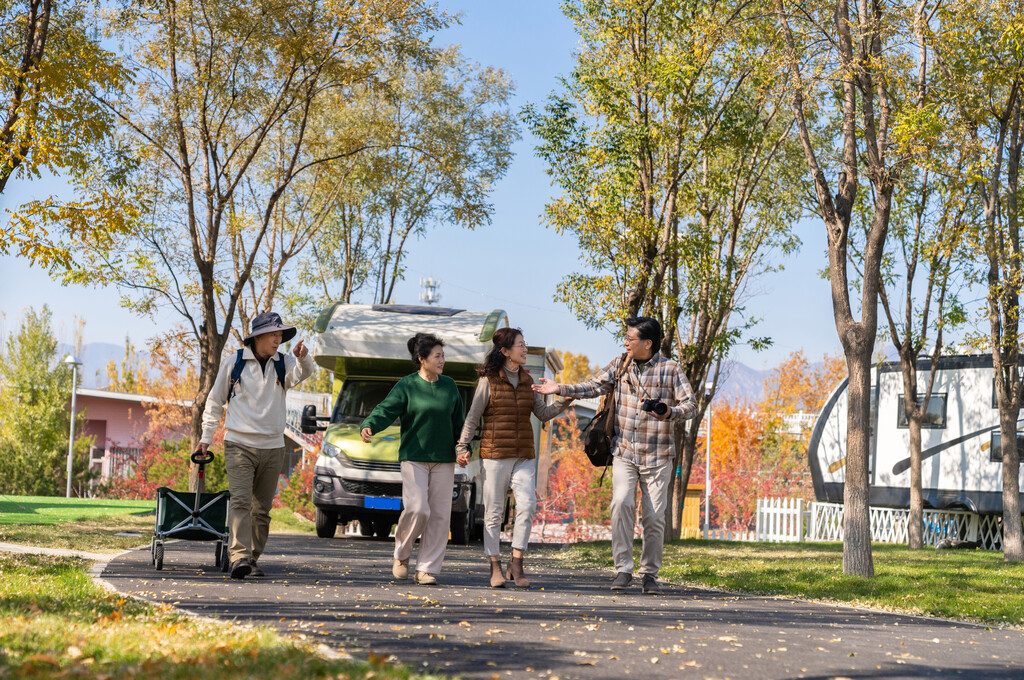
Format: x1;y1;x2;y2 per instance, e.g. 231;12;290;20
989;432;1024;463
896;394;947;429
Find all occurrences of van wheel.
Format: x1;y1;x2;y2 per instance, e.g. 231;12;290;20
470;504;484;542
315;508;338;538
451;508;472;545
373;519;393;539
359;520;375;537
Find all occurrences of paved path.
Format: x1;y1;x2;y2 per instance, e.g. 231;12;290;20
99;534;1024;679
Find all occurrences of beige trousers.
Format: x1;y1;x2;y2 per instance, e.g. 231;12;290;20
610;456;673;576
394;461;454;575
224;441;284;565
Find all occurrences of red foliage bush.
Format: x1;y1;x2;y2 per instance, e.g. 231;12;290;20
277;447;317;520
96;427;227;499
537;408;613;539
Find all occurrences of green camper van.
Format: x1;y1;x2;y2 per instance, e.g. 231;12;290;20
301;302;561;544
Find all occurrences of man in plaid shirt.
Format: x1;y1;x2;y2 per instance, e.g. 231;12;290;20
534;316;697;594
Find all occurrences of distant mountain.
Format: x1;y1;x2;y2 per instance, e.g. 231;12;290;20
58;341;775;399
715;360;769;404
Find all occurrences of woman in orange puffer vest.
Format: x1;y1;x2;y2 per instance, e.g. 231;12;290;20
456;327;572;588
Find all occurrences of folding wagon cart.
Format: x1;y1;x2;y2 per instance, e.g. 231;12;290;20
150;449;230;571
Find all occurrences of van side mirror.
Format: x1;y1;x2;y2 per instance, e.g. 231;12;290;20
301;405;329;434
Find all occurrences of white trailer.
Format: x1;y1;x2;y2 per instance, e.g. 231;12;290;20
808;354;1024;513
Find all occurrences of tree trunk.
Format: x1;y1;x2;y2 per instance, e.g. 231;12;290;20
189;320;227;490
899;358;924;549
842;348;875;577
907;414;924;549
668;422;700;542
999;405;1024;561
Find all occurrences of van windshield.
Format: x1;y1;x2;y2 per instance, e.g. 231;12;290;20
330;379;476;426
331;380;399;425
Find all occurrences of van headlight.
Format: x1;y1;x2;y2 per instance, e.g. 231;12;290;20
321;441;340;458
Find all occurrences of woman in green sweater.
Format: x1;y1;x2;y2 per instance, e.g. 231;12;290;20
360;332;465;585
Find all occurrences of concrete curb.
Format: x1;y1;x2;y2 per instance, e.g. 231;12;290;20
0;541;112;562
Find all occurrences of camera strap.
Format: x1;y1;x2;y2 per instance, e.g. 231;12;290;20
628;360;655;402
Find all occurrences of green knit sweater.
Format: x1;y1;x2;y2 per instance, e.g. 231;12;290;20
360;373;465;463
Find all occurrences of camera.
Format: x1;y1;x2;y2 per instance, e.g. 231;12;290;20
641;399;669;416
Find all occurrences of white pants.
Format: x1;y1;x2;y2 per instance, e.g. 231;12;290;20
394;461;454;575
610;457;673;576
482;457;536;556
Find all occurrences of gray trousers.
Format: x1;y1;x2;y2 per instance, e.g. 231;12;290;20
224;441;285;565
610;457;673;576
481;457;536;556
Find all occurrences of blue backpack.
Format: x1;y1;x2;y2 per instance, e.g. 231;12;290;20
227;348;285;402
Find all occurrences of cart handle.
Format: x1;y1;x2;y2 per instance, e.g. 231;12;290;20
190;450;215;466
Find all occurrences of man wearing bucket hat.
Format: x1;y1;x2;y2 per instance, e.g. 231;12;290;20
200;311;314;579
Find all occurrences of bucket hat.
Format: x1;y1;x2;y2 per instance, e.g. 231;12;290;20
244;311;297;344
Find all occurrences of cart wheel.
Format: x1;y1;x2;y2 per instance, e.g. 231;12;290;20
150;537;156;564
215;540;223;567
154;542;164;571
220;543;229;572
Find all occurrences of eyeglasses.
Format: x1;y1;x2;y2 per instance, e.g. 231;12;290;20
512;342;527;349
624;335;642;344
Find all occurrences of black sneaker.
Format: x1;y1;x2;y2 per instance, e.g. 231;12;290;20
249;563;265;578
641;574;662;595
230;558;251;580
611;572;633;590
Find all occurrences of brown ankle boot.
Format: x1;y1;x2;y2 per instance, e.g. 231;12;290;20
506;555;530;589
489;558;506;588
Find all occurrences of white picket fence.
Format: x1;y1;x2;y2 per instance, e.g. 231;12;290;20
756;497;806;542
755;497;1017;550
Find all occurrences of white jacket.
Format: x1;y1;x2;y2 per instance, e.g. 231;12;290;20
200;346;315;449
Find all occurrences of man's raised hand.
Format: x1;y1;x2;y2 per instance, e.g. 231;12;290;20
532;378;560;395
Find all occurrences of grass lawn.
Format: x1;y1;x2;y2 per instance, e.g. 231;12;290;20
0;553;441;680
0;496;312;553
0;499;424;679
0;496;155;525
561;539;1024;627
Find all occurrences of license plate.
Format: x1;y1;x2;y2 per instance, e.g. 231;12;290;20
364;496;401;510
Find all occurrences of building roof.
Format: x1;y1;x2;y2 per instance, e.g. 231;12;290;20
76;387;193;408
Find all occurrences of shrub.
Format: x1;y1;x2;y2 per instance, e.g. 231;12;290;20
96;431;228;499
277;448;316;520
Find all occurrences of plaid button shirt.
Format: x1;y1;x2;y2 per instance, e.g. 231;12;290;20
558;353;698;468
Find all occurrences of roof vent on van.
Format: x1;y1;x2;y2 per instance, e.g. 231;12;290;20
370;304;465;317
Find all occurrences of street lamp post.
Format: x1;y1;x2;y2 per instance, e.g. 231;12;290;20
64;354;83;498
703;388;713;539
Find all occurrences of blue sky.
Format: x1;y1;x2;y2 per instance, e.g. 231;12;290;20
0;1;842;372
